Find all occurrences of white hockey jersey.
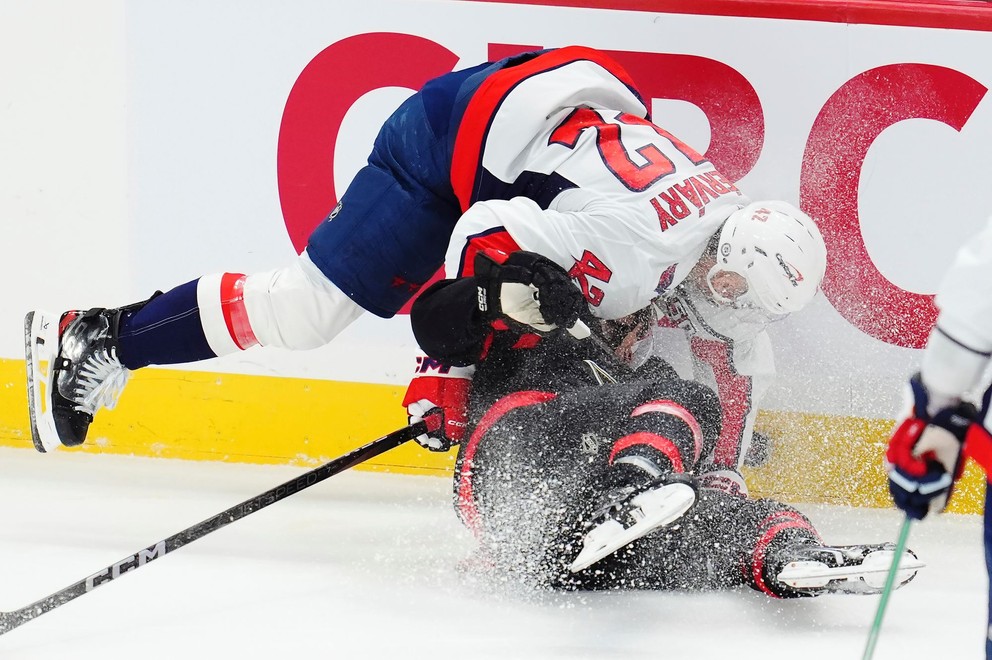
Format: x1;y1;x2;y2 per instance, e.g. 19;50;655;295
444;51;748;320
441;47;781;475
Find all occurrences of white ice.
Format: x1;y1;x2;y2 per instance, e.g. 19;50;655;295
0;446;985;659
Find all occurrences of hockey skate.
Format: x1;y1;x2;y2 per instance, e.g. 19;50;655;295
774;542;925;595
24;308;131;452
569;474;698;573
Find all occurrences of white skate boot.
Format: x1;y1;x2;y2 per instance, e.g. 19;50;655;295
774;542;925;595
569;474;698;573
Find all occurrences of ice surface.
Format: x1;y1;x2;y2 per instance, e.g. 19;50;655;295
0;447;985;659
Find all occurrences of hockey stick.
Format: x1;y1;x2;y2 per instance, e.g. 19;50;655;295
861;515;913;660
0;417;434;636
571;319;635;384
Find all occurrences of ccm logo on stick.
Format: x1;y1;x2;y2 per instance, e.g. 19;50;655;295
85;541;166;591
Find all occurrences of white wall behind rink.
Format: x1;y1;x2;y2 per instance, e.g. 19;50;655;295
0;1;127;356
2;0;990;422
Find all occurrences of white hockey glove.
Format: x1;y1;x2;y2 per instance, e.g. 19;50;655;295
474;251;590;339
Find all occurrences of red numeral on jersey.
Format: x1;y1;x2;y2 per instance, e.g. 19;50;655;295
568;250;613;306
549;108;707;192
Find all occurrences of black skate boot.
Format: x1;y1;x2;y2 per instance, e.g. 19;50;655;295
569;473;698;573
769;541;925;596
25;306;136;452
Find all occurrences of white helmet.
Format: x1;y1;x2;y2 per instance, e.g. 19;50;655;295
709;201;827;314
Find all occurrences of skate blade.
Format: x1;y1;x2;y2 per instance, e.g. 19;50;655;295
778;551;925;591
24;311;62;453
569;482;696;573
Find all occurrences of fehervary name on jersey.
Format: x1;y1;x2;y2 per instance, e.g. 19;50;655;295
649;169;742;232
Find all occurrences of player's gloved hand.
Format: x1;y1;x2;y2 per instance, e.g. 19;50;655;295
402;370;471;452
474;251;590;339
885;373;973;519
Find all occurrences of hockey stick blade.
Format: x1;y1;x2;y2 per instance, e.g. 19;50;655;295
0;419;430;636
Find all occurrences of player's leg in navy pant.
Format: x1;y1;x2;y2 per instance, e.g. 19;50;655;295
306;89;462;318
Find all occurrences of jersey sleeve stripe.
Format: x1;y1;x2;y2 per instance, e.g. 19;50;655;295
219;272;260;350
456;226;521;277
196;273;241;356
631;399;704;463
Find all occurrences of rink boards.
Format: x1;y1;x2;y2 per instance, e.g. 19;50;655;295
1;1;991;514
0;357;985;514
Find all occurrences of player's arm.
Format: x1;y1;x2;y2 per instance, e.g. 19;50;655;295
404;251;588;453
885;370;977;519
410;248;589;365
411;204;525;366
686;325;775;491
405;205;590;452
885;325;992;518
886;216;992;517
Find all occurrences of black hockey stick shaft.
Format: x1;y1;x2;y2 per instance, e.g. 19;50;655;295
0;419;430;636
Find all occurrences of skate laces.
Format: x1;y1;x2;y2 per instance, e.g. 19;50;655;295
74;347;129;414
787;543;875;568
57;312;130;415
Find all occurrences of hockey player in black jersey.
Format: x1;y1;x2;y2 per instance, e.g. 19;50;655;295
405;249;923;595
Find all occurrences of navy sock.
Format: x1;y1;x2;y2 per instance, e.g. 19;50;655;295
117;279;218;369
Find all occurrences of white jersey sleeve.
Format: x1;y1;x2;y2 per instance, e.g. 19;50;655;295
921;215;992;404
446;191;739;320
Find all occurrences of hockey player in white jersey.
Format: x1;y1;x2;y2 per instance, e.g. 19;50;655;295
23;46;669;452
651;200;822;493
25;43;811;478
885;215;992;658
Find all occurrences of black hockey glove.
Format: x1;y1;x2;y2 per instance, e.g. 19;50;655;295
474;251;590;338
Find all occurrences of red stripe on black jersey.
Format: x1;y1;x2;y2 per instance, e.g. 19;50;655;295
450;46;643;212
456;390;558;536
609;432;686;473
749;511;821;598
